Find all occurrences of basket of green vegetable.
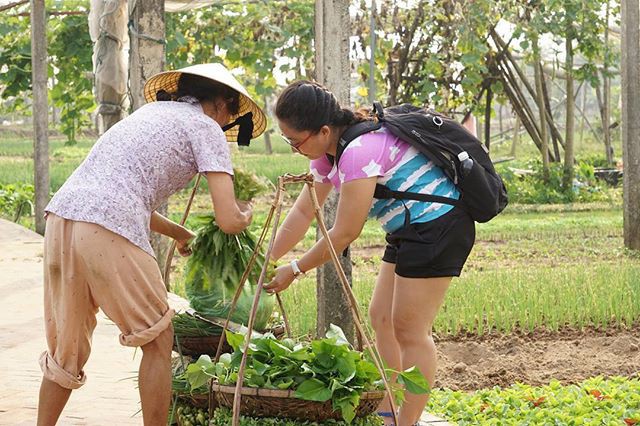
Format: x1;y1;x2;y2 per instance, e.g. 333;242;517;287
172;311;286;356
186;326;429;424
172;312;229;356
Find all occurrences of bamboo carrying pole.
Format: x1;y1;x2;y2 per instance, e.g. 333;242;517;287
163;174;201;287
212;174;399;426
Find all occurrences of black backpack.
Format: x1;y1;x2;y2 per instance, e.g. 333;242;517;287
330;102;508;223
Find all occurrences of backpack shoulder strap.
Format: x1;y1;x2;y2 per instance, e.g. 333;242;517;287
327;120;382;166
373;184;466;210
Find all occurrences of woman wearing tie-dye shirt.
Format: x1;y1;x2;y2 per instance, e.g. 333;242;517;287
265;81;476;426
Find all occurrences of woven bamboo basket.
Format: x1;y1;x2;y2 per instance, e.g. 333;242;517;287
178;393;209;408
173;335;230;357
211;383;385;422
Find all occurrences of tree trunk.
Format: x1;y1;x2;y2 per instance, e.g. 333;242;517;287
534;35;550;183
562;35;575;191
263;96;273;154
31;0;49;235
540;66;563;160
510;114;520;158
263;130;273;155
492;30;566;154
484;87;492;151
128;0;164;110
603;0;614;165
314;0;354;342
89;0;128;134
579;83;587;147
128;0;168;273
368;0;376;104
621;0;640;249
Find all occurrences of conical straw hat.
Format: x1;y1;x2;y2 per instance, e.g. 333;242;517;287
143;63;267;142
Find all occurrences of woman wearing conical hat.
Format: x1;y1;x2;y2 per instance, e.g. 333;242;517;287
36;63;266;426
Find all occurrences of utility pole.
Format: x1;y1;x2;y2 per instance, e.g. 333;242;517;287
369;0;376;104
31;0;49;235
621;0;640;249
128;0;169;269
314;0;354;342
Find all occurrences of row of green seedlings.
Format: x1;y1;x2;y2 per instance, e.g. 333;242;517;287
432;264;640;336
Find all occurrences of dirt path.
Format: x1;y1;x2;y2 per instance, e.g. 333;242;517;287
0;219;142;425
435;327;640;391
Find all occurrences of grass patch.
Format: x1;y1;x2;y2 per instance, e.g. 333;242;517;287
273;261;640;338
2;134;638;339
166;187;634;338
0;156;85;192
232;150;309;183
0;136;94;157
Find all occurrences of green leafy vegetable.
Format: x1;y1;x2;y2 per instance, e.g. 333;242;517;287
183;214;275;331
427;376;640;425
185;326;430;423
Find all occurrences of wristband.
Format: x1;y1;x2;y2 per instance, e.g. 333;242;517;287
290;259;306;279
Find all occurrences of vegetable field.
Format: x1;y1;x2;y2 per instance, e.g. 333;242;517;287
1;134;638;424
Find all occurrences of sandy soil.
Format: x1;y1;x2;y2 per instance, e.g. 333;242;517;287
434;326;640;390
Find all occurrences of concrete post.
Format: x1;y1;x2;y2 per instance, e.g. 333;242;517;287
622;0;640;249
128;0;170;270
314;0;354;342
30;0;49;235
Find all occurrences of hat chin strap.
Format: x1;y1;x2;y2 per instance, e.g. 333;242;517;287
222;112;254;146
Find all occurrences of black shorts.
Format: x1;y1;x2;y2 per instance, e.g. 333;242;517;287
382;208;475;278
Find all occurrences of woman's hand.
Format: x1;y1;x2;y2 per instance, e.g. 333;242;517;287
175;229;196;257
264;264;295;294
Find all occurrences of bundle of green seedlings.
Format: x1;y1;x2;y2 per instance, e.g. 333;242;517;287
185;325;430;424
172;313;221;337
175;168;276;336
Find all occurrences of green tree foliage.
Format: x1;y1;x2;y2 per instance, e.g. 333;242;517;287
353;0;509;114
0;4;94;144
353;0;617;130
49;14;95;144
0;14;32;113
0;0;621;164
165;1;315;104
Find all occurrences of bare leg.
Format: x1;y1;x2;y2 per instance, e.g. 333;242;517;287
369;261;401;424
36;378;72;426
139;325;173;426
392;276;452;426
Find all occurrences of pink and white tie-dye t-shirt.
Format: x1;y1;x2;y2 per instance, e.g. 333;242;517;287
310;127;460;233
46;97;232;258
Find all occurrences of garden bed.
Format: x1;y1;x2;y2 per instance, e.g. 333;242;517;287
435;324;640;391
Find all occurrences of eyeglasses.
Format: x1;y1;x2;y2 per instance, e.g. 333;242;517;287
281;131;316;154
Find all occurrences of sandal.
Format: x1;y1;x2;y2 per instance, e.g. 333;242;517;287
378;411;395;425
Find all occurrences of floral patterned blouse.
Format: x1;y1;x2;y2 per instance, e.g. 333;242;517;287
46;97;233;258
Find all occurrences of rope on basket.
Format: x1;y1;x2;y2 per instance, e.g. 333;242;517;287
210;173;399;426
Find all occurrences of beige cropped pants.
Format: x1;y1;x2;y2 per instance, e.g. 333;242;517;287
39;214;174;389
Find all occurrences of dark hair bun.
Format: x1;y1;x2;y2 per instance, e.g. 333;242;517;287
156;89;174;101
